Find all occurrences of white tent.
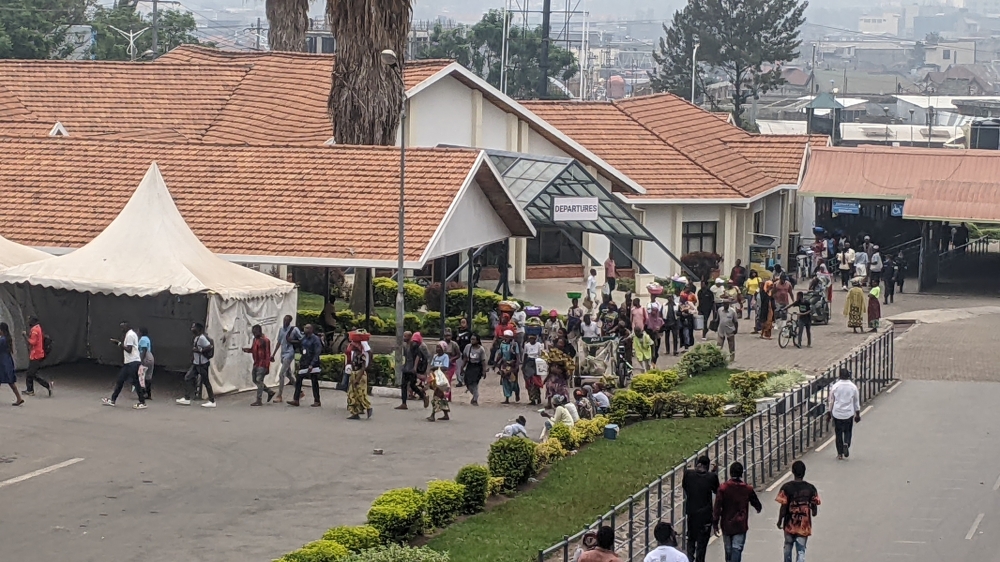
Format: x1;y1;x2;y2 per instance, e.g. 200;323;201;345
0;235;50;268
0;163;297;393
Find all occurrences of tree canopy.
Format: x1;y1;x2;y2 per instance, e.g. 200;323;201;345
0;0;93;59
651;0;807;129
414;9;578;100
90;4;201;60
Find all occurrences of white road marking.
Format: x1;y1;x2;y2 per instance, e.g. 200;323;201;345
0;458;85;489
887;381;903;393
861;405;874;416
815;436;836;452
766;471;792;492
966;513;985;540
992;474;1000;491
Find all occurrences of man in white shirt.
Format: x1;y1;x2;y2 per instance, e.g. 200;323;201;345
644;521;688;562
827;368;861;460
103;321;146;409
581;314;602;338
501;415;529;439
836;244;856;290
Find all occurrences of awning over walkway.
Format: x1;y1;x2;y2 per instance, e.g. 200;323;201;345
800;146;1000;222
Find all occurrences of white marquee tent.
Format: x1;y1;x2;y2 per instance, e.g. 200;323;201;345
0;235;50;268
0;163;297;393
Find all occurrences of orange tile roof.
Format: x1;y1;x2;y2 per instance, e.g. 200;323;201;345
524;93;820;200
727;135;829;185
0;47;455;145
0;138;528;265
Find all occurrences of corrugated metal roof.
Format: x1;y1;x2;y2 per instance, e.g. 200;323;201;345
905;180;1000;222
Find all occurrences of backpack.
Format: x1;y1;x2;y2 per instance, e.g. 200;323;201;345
285;326;303;352
201;335;215;360
42;333;53;357
415;349;427;374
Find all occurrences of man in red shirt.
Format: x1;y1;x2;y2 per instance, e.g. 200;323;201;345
21;317;52;396
713;461;762;562
242;324;273;406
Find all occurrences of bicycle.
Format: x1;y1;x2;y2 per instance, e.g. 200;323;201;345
777;307;802;349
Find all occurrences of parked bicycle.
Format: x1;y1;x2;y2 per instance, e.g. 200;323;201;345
777;307;802;349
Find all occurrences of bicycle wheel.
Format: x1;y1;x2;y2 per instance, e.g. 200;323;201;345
778;325;792;348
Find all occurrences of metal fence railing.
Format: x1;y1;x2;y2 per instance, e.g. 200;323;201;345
539;327;896;562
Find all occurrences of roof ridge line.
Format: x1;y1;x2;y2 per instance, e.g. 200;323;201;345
611;100;753;198
197;62;260;142
0;82;36;122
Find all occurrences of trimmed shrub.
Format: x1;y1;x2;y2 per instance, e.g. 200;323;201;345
422;312;442;337
573;417;606;443
487;437;536;492
425;480;466;528
447;288;502;318
487;476;505;497
297;309;323;329
651;391;692;418
424;282;466;313
454;464;490;515
675;343;728;377
630;369;682;396
366;488;427;544
278;540;350;562
368;355;395;388
341;545;450;562
729;370;770;416
403;313;421;334
610;389;653;423
321;526;381;554
549;423;580;451
617;277;636;293
320;354;346;382
471;313;491;338
372;277;426;310
534;437;568;467
690;394;727;417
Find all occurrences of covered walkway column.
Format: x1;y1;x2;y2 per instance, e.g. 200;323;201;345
918;220;940;291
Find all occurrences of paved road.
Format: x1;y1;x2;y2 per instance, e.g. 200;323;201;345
703;295;1000;562
0;367;519;562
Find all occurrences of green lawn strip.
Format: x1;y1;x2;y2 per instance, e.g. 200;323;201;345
425;417;737;562
298;291;325;310
675;367;743;396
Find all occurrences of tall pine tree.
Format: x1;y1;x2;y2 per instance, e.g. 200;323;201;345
651;0;806;129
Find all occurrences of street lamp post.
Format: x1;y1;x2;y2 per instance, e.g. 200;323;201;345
381;49;407;384
691;38;700;104
909;108;915;146
882;106;890;144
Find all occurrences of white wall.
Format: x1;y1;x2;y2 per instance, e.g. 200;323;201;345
481;100;511;150
425;179;511;260
640;205;678;277
681;205;720;223
763;194;782;236
526;128;574;158
409;76;474;148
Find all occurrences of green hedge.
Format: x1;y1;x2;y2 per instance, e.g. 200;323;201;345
629;369;682;396
690;393;727;417
319;354;395;387
533;437;568;467
373;277;425;310
454;464;490;515
651;391;693;418
425;480;466;528
277;540;350;562
424;282;466;313
617;277;636;294
321;526;382;553
487;437;536;492
298;309;323;329
609;389;653;425
675;343;728;377
366;488;427;544
549;423;581;451
728;371;769;416
341;545;450;562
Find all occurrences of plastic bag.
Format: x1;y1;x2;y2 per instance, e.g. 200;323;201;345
434;368;449;388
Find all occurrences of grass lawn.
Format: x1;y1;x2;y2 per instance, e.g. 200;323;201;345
297;293;426;319
425;417;737;562
675;367;742;396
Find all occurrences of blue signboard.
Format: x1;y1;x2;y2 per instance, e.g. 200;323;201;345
831;199;860;215
891;202;904;217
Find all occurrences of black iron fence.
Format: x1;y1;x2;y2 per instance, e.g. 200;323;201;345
539;327;895;562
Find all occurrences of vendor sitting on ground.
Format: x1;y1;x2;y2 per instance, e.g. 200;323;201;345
540;394;575;440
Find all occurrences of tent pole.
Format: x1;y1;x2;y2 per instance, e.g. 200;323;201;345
365;268;372;329
467;248;475;325
439;257;448;337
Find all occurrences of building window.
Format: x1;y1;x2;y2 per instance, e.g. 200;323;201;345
527;227;583;265
943;49;951;60
682;221;717;254
753;210;764;235
322;37;335;53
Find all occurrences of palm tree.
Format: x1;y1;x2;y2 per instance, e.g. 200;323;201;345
265;0;308;52
326;0;412;145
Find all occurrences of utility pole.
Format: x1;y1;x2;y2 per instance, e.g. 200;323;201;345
927;106;934;148
538;0;552;99
810;44;817;93
151;0;158;59
256;17;261;51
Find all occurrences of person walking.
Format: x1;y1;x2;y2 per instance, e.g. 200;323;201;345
426;366;451;422
288;323;323;408
522;333;544;405
21;316;52;397
682;456;719;562
697;281;715;341
497;329;521;404
577;525;622;562
776;461;821;562
895;251;907;293
771;274;793;332
716;301;738;362
272;315;301;403
138;327;154;400
836;243;855;290
632;325;654;372
662;297;680;357
442;329;461;400
345;337;372;420
853;246;869;285
242;324;275;406
791;292;812;348
454;319;472;386
642;521;687;562
604;253;617;294
730;259;748;289
0;322;23;406
494;252;511;298
882;255;896;305
462;333;486;406
713;461;763;562
827;367;861;460
843;282;867;334
869;245;883;288
744;270;761;321
867;287;882;332
396;331;429;410
103;321;146;409
175;323;217;408
758;280;775;339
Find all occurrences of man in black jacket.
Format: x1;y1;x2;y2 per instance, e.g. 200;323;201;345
288;324;323;407
682;456;719;562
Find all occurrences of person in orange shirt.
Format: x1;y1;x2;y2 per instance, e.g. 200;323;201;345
21;317;52;396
